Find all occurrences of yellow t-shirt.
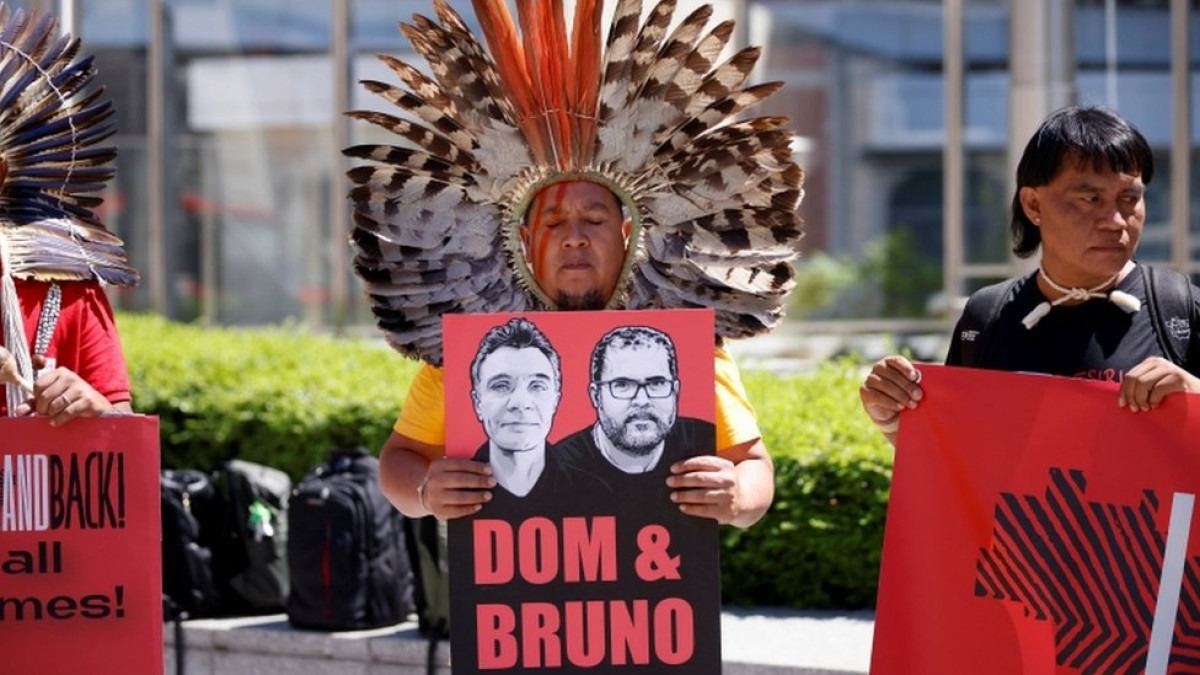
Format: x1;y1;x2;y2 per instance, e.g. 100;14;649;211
395;347;760;461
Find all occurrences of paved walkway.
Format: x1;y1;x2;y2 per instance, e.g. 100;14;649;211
168;607;875;674
721;607;874;674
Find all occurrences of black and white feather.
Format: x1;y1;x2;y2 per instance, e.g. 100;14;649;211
0;4;134;287
347;0;804;365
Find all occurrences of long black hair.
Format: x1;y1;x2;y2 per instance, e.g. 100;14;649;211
1010;105;1154;257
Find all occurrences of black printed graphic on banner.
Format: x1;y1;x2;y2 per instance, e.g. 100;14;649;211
975;468;1200;672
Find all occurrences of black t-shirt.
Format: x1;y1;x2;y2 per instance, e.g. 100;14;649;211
550;418;720;592
946;268;1199;382
554;417;716;507
471;442;566;518
449;420;723;673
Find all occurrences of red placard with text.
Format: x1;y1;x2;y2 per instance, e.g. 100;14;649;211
444;309;721;673
872;365;1200;674
0;416;161;675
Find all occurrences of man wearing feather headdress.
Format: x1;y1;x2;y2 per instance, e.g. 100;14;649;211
0;6;136;426
347;0;805;529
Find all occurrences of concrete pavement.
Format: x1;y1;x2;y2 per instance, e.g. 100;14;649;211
165;607;875;674
720;607;874;674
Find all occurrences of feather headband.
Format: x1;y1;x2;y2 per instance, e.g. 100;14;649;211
0;3;134;287
347;0;804;366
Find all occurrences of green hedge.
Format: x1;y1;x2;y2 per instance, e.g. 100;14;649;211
120;313;421;478
725;364;893;608
120;313;893;609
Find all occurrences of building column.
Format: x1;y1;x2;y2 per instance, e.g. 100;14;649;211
1007;0;1075;275
1170;0;1192;275
330;0;352;332
943;0;964;306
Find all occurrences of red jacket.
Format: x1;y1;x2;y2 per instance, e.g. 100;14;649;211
0;279;130;414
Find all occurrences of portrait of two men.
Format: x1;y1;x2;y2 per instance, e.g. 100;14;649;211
441;309;722;674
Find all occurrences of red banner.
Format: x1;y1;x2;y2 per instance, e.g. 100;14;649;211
0;416;161;675
872;365;1200;674
443;309;721;674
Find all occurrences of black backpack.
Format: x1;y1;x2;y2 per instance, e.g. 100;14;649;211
405;515;451;640
161;468;224;620
286;447;415;630
208;459;292;615
959;264;1199;371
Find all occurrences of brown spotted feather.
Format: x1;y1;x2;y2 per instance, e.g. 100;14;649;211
346;0;805;363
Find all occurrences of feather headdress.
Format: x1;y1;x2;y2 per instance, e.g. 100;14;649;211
0;4;135;410
347;0;804;365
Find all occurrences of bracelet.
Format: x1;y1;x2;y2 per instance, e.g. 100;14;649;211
416;475;431;512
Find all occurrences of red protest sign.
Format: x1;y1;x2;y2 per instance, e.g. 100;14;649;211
443;309;721;673
0;416;161;675
872;365;1200;674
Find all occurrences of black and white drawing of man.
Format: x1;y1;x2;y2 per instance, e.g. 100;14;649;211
557;325;716;508
468;317;562;502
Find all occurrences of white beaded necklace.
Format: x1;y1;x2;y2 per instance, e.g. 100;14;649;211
1021;265;1142;329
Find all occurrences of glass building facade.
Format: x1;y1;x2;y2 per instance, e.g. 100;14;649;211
21;0;1200;329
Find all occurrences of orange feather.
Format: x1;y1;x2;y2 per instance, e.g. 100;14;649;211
471;0;605;170
518;0;572;168
471;0;549;163
570;0;603;165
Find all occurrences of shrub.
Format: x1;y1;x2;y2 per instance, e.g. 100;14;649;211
787;252;858;319
722;361;893;609
803;228;942;319
119;313;421;479
860;227;941;318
